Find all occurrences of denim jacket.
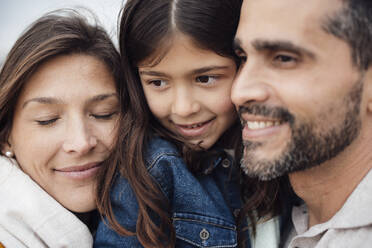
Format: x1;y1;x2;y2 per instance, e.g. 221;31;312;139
94;137;251;247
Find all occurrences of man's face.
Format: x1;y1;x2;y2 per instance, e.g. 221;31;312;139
232;0;366;180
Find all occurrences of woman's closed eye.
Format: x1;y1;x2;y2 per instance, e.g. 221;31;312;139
35;117;59;126
91;111;118;120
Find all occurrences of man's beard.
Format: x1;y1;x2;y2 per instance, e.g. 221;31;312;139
240;80;363;181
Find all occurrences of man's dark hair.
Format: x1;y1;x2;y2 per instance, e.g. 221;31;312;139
323;0;372;70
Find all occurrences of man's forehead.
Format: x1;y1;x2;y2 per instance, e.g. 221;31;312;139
236;0;345;48
240;0;343;14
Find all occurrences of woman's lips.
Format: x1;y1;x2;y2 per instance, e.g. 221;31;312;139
174;118;215;138
54;162;101;180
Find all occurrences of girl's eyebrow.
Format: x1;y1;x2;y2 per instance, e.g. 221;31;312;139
138;71;167;77
22;93;117;109
139;66;231;77
192;65;231;74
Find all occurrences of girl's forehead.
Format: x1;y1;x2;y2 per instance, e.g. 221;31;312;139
138;33;177;67
138;33;208;67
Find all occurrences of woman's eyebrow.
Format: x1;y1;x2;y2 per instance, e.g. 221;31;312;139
22;97;61;109
88;93;118;103
22;93;118;109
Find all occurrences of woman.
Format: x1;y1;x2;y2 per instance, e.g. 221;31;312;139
0;10;122;247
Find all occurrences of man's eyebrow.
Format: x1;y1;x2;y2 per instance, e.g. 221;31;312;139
252;39;315;58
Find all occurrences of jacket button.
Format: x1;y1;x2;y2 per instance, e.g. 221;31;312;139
199;228;210;240
234;209;240;217
222;158;230;168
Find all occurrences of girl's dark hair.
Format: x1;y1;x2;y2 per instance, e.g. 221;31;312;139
96;0;243;247
0;10;122;155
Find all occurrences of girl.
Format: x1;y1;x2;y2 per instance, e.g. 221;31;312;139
94;0;250;247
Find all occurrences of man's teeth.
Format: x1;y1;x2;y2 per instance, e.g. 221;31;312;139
247;121;281;130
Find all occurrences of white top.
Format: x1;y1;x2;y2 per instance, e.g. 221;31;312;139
286;168;372;248
0;156;93;248
251;216;280;248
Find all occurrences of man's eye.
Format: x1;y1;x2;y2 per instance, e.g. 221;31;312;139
272;54;299;68
234;49;247;64
239;55;247;63
274;55;295;62
196;75;217;84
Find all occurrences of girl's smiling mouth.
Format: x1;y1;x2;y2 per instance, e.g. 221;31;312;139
173;118;215;138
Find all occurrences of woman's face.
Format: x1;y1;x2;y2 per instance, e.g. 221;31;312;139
7;54;119;212
138;34;237;149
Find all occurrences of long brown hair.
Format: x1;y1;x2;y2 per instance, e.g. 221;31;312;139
96;0;243;247
0;10;122;156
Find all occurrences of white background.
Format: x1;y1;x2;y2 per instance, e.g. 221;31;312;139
0;0;126;63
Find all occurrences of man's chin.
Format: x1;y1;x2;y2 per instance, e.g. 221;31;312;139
240;160;287;181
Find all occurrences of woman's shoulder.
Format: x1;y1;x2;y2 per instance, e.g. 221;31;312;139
0;156;18;183
0;156;93;247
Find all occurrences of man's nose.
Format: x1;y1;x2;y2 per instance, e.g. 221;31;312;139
231;62;271;107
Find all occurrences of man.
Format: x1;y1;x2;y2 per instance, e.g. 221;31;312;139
232;0;372;247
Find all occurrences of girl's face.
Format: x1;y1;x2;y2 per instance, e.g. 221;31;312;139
138;34;237;149
6;54;119;212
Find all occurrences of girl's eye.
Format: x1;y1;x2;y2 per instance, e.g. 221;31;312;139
36;118;59;126
149;79;167;88
196;75;217;85
91;111;118;120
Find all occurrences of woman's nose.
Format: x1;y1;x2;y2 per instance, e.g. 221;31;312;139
62;118;97;155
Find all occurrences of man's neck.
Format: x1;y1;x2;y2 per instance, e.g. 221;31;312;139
288;134;372;228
